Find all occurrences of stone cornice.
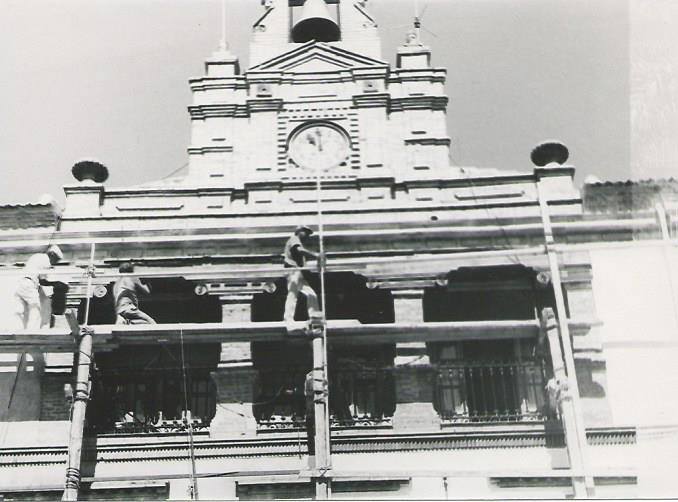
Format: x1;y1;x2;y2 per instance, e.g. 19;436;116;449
0;426;635;467
404;137;452;146
389;67;447;83
389;96;448;112
188;103;248;119
187;145;234;155
246;98;284;113
352;93;390;108
188;77;247;92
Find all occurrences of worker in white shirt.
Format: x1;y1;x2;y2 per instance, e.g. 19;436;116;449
13;245;64;329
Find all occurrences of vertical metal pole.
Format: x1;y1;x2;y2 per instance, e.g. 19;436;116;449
63;243;96;502
314;171;331;499
312;333;330;500
536;184;593;496
83;244;96;327
180;326;199;500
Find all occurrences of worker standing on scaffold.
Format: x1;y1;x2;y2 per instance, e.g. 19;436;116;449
283;225;322;324
13;245;66;329
113;262;156;324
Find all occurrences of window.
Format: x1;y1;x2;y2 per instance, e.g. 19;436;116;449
425;266;553;424
88;345;218;434
252;342;395;430
433;340;547;423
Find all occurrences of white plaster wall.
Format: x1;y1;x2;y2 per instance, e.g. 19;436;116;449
592;245;678;423
591;244;678;497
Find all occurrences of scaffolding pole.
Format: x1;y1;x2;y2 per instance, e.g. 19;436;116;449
62;243;96;502
312;171;332;499
536;182;593;497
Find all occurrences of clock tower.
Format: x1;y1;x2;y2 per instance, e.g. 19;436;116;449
186;0;460;193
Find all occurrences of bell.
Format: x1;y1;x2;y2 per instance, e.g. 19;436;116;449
291;0;340;43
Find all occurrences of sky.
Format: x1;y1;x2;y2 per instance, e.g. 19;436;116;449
0;0;637;205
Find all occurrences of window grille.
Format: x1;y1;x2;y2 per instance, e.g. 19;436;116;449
91;369;215;434
255;367;394;430
435;360;546;423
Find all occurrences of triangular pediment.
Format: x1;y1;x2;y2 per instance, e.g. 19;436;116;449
248;41;388;73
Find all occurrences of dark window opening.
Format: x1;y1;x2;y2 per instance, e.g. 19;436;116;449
252;272;394;323
88;344;219;434
83;277;221;325
424;265;555;322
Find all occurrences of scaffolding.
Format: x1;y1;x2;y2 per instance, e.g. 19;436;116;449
0;177;617;500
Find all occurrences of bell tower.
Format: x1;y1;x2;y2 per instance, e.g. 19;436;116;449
250;0;381;66
186;0;459;192
291;0;341;43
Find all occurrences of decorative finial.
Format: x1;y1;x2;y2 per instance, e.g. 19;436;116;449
404;0;424;46
220;0;227;49
530;141;569;167
71;159;109;184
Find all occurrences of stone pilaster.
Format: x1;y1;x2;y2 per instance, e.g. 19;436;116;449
220;294;253;323
391;288;439;431
210;343;257;438
562;269;613;427
392;364;439;432
392;289;424;324
210;294;257;438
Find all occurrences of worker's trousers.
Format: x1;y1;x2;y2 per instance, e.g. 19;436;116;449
116;301;156;325
284;270;319;322
13;278;51;330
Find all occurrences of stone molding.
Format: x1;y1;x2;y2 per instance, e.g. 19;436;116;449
0;427;636;467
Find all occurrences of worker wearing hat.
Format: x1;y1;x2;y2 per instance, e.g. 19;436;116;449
13;244;66;329
283;225;321;323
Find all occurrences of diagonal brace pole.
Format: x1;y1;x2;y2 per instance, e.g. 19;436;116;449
62;312;94;501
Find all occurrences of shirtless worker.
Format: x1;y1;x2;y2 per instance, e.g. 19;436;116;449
113;262;156;324
283;225;322;323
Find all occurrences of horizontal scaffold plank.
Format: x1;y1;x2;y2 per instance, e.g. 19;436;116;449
0;320;545;352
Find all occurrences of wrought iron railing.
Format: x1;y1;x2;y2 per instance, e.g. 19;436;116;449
89;371;215;434
255;367;394;431
110;415;209;435
435;360;547;423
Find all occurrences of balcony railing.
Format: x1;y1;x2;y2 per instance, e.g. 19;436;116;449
109;415;209;435
435;360;547;424
255;368;394;431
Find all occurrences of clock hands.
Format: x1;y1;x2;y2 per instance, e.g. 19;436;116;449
315;129;323;152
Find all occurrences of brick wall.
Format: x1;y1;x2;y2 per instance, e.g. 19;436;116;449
40;373;72;421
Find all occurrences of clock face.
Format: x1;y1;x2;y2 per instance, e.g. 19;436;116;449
288;123;350;171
